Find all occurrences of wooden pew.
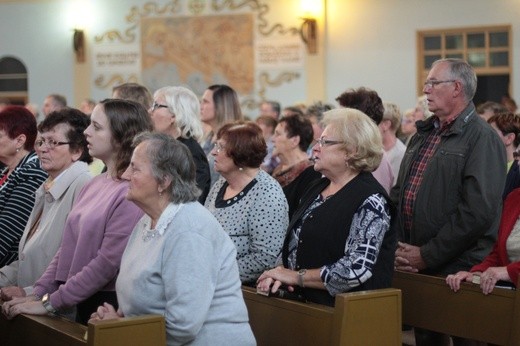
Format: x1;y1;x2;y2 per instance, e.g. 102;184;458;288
242;286;402;345
0;306;165;346
393;270;520;346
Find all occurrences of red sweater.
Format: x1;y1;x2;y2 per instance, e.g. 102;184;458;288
471;188;520;286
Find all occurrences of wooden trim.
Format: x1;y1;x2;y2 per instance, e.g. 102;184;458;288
416;25;512;96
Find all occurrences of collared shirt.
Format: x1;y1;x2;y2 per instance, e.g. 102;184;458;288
402;114;458;236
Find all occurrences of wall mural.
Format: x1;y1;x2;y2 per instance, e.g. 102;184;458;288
92;0;303;112
141;14;254;96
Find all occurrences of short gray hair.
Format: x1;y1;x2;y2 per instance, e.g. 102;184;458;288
133;132;200;203
154;86;204;140
433;58;477;102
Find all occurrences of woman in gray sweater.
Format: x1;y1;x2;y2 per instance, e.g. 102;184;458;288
90;132;255;346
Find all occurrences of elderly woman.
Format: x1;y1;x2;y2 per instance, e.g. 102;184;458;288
271;113;321;218
401;95;433;146
257;108;396;306
199;84;243;185
90;132;255;345
2;99;152;324
150;86;211;203
205;122;289;284
0;108;92;300
0;106;48;267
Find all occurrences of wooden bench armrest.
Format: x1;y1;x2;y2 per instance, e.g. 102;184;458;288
87;314;166;346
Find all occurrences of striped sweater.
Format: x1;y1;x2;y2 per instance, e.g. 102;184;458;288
0;151;47;267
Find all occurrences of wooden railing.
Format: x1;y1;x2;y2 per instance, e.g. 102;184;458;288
242;286;402;345
393;270;520;346
0;305;165;346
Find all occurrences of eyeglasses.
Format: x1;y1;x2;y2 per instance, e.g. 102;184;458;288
213;142;225;153
151;102;168;112
315;137;344;148
423;80;456;88
35;139;71;149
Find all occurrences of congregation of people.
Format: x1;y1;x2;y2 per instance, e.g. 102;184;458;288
1;57;520;345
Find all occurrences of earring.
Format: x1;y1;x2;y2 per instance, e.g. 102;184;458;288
239;167;244;171
16;148;20;152
158;190;163;197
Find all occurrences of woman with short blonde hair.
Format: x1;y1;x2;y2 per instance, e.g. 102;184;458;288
258;108;396;306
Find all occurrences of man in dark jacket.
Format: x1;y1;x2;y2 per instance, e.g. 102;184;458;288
391;58;506;345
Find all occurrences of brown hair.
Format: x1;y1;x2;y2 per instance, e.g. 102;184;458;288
488;112;520;147
0;106;37;150
217;122;266;169
99;99;154;178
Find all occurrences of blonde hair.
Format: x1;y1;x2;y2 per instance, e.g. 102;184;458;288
383;102;402;132
322;108;383;172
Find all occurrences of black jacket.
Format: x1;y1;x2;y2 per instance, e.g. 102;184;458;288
282;172;397;306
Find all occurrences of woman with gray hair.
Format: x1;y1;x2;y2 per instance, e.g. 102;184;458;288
258;108;396;306
151;86;210;203
90;132;255;346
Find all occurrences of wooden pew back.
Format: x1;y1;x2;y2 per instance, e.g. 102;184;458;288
242;286;402;346
393;270;520;346
0;304;165;346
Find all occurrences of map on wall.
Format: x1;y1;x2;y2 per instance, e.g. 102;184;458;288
141;14;254;95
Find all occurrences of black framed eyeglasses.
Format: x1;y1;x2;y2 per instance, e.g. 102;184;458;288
151;102;168;112
35;139;71;149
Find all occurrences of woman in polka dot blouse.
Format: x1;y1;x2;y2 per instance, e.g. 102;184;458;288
205;122;289;285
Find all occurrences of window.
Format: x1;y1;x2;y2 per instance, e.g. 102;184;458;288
0;56;28;104
417;25;511;102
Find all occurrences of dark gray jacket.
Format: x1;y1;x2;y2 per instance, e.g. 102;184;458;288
390;103;506;275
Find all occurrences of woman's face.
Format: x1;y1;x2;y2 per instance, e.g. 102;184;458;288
83;104;115;162
312;125;347;177
122;141;161;207
272;122;295;157
150;95;175;135
211;137;237;175
200;89;215;125
36;123;81;179
0;129;19;164
400;115;416;136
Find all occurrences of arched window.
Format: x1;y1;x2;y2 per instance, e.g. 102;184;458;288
0;56;28;105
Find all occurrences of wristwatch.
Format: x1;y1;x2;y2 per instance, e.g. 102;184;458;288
41;293;57;315
298;269;307;287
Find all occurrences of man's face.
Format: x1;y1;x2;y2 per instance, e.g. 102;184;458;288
260;103;278;119
42;97;54;116
423;62;457;119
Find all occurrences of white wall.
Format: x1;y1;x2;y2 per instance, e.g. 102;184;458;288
0;0;519;113
326;0;520;110
0;1;76;107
